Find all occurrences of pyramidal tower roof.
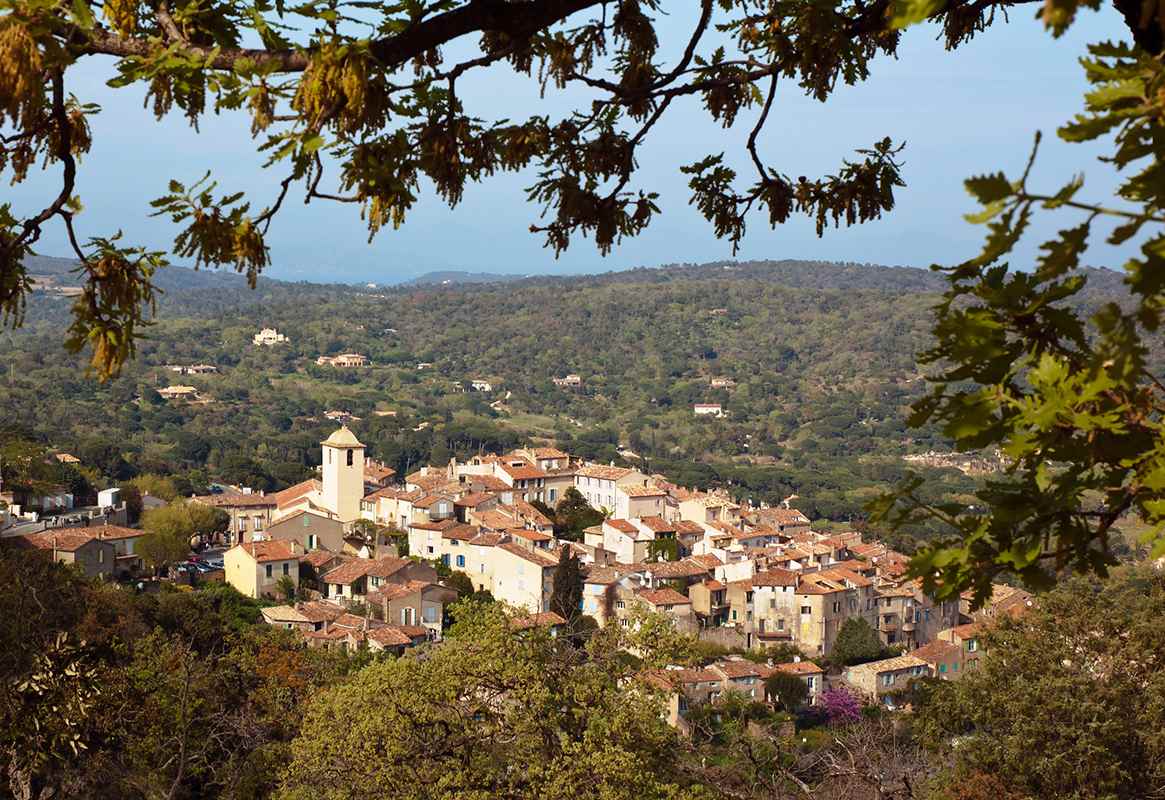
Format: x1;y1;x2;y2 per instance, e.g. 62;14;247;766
321;425;364;449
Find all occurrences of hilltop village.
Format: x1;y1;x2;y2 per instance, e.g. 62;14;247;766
2;423;1027;730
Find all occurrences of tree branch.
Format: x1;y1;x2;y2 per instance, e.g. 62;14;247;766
80;0;606;72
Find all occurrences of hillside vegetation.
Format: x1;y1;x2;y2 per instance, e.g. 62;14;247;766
2;258;1138;541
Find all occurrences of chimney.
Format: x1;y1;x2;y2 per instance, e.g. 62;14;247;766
793;655;801;663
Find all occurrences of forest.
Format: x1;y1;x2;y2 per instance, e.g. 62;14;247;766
0;258;1141;544
3;542;1161;800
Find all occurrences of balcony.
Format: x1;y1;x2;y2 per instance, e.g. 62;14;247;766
878;616;900;632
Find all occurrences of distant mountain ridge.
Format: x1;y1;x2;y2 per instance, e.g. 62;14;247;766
402;270;533;286
23;254;265;293
25;253;1130;301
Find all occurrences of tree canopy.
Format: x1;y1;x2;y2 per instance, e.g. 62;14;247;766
917;566;1165;799
873;39;1165;604
829;616;886;666
5;0;1158;380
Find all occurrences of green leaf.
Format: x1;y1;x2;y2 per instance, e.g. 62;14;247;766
71;0;95;30
965;173;1014;204
888;0;944;28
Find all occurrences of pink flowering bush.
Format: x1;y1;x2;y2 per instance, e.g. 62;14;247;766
820;686;862;726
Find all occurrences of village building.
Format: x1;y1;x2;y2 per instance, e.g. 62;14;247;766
167;363;218;375
574;465;651;512
224;540;301;599
937;623;985;670
319;555;437;606
911;639;965;680
253;327;288;346
157;385;201;402
844;654;931;705
316;353;369;368
190;491;276;545
274;426;367;524
12;529;116;579
366;580;457;638
265;509;347;552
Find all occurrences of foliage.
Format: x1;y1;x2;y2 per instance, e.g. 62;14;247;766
139;500;226;569
443;570;475;598
279;600;697;800
916;566;1165;800
0;0;1021;377
647;536;680;562
554;487;605;542
549;543;583;621
127;472;179;502
0;260;1072;546
819;687;862;727
276;574;296;602
764;671;809;712
830;617;886;666
0;546;365;799
872;38;1165;604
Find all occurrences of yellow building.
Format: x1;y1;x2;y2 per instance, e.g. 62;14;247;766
225;540;301;599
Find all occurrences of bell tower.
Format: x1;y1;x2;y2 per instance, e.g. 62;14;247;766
321;425;365;522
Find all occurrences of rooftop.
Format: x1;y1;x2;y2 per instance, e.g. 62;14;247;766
321;425;364;449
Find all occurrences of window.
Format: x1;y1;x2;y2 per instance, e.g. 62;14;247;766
967;639;979;652
731;610;737;620
616;600;625;610
800;606;811;615
308;534;318;549
328;449;332;464
427;546;434;554
939;664;947;674
282;563;289;576
98;549;104;563
832;601;841;613
346;449;354;467
806;676;815;690
777;618;784;630
402;608;414;625
882;673;895;686
456;555;465;568
265;564;272;578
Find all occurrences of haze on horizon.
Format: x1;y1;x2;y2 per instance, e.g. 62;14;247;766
9;8;1130;284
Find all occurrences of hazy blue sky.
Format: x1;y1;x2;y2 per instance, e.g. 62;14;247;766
11;8;1130;283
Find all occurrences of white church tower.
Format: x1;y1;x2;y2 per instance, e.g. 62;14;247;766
321;425;365;523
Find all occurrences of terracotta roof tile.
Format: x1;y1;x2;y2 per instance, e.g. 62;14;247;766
236;541;297;562
636;587;691;607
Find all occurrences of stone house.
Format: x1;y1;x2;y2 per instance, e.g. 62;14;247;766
14;529;116;579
